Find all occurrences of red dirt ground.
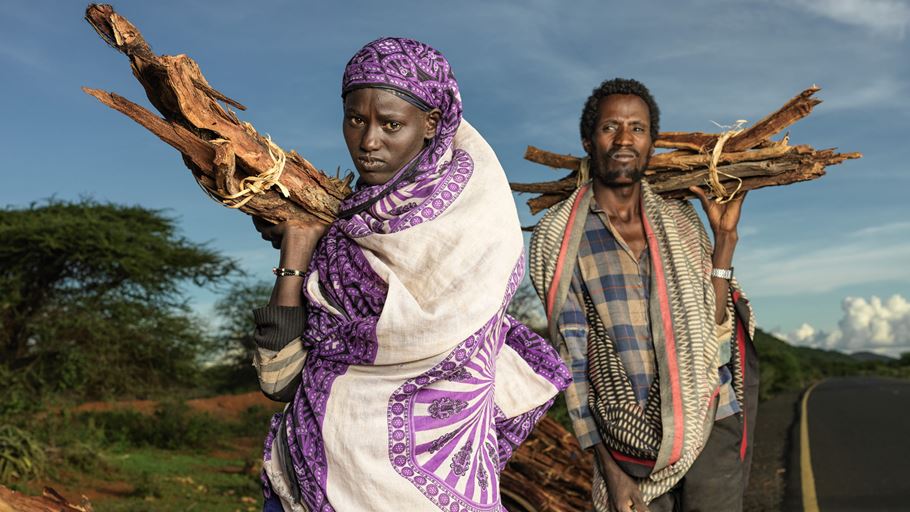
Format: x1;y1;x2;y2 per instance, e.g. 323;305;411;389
70;391;282;421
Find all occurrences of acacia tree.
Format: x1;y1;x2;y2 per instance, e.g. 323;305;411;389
0;200;236;399
506;281;547;335
208;280;272;392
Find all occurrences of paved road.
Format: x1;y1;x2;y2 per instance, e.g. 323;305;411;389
803;377;910;511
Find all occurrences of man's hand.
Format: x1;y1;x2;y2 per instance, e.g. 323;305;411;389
689;186;747;236
689;187;746;323
593;445;649;512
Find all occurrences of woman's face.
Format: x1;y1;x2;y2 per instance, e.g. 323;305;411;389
343;88;440;186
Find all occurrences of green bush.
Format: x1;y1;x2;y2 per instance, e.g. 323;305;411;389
0;425;45;484
0;366;36;418
79;402;227;450
233;405;277;438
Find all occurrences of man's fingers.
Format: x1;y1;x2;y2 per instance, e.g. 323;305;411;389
252;216;271;230
632;494;649;512
689;185;711;210
734;190;749;206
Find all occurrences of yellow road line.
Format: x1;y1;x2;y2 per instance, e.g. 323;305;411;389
801;381;822;512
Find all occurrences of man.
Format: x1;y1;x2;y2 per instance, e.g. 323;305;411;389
529;78;759;512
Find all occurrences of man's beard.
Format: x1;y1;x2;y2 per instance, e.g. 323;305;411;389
591;149;650;186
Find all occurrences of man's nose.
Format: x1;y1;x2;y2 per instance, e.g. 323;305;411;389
615;125;633;146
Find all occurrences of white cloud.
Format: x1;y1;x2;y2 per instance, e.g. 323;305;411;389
823;77;910;111
789;0;910;39
738;221;910;296
849;220;910;237
785;294;910;355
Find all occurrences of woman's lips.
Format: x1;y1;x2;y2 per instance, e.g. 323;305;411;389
358;157;385;171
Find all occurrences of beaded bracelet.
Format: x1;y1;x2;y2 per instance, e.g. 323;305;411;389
273;267;306;277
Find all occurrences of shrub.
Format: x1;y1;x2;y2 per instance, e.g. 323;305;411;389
0;425;45;483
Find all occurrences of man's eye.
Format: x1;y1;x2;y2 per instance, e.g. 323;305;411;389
602;125;617;132
633;126;645;132
349;116;364;125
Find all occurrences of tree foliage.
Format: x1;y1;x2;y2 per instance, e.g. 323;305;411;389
506;281;546;334
0;200;236;401
206;280;272;392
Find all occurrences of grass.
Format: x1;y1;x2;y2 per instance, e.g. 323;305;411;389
5;401;276;511
89;447;262;512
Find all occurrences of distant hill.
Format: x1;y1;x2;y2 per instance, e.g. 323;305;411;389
753;329;910;401
850;351;897;363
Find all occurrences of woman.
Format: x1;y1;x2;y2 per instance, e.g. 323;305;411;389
252;37;570;512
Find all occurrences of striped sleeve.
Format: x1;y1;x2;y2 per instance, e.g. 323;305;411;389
253;339;307;402
252;305;308;401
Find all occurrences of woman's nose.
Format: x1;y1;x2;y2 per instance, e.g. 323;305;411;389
360;125;381;152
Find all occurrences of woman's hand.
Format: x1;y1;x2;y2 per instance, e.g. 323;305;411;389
253;216;330;307
252;217;329;251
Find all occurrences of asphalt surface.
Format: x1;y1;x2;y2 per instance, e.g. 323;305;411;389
803;377;910;511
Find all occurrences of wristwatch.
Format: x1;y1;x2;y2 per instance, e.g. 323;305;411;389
711;267;733;280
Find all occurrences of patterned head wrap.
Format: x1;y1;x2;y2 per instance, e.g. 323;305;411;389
339;37;463;217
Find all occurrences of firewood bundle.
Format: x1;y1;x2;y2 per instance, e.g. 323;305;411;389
511;87;861;216
83;4;351;225
501;416;594;512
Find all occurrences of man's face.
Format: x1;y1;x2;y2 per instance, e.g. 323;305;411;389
583;94;653;186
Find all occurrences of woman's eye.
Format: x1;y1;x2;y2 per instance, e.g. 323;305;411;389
385;121;402;130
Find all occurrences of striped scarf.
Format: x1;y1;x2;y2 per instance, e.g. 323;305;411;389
529;182;755;503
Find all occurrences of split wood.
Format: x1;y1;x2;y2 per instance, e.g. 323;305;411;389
501;416;593;512
83;4;351;225
511;86;861;215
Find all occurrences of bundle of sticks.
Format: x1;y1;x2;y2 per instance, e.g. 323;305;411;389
501;416;593;512
83;4;351;225
511;87;861;216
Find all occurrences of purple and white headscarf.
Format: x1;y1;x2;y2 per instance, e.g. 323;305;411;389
260;37;569;512
338;37;467;235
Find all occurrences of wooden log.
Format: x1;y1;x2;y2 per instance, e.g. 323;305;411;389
654;131;718;151
515;147;861;215
501;416;593;512
83;4;351;224
509;174;577;194
523;139;795;173
725;86;822;152
514;86;860;215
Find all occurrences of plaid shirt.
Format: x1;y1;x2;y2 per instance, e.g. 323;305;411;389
556;201;738;450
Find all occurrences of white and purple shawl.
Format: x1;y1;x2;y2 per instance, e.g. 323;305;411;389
261;38;570;512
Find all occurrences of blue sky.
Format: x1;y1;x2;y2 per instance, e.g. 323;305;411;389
2;0;909;354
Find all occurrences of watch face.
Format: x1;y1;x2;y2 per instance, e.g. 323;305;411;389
712;268;733;279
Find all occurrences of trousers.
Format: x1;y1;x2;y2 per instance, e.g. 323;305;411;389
647;413;748;512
